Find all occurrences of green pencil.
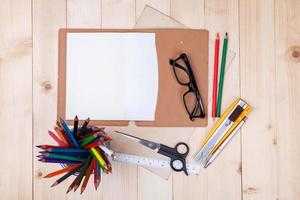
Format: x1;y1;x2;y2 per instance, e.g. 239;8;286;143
216;32;228;117
74;155;92;191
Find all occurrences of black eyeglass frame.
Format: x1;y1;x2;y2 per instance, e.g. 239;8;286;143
169;53;206;121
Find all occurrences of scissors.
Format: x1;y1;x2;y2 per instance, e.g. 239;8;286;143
114;131;190;175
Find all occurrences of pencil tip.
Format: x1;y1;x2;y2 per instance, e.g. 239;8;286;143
80;187;85;194
216;33;219;38
66;186;73;193
51;182;58;187
74;185;79;192
225;32;228;38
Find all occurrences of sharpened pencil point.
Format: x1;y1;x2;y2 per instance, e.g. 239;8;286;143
80;187;85;194
74;185;79;192
51;181;58;187
66;186;73;193
225;32;228;38
216;33;219;39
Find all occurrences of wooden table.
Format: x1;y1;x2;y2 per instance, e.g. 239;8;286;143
1;0;299;199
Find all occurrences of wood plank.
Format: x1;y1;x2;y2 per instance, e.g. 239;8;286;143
32;0;67;199
0;0;32;199
170;0;204;28
66;0;103;198
240;0;277;199
204;0;241;199
101;1;138;199
136;0;170;19
275;0;300;199
67;0;101;28
102;0;135;28
170;1;208;200
138;167;172;200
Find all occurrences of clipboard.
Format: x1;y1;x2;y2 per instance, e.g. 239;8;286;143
58;28;209;127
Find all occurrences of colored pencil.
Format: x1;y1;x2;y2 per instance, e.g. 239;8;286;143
79;130;107;140
81;159;95;194
46;147;89;153
48;130;67;147
98;147;112;172
89;147;107;170
216;33;228;117
51;164;82;187
74;155;92;191
94;162;101;190
44;163;81;178
41;152;86;162
83;140;102;149
39;157;82;164
60;118;80;148
212;33;220;118
36;144;60;149
81;117;90;130
79;127;94;135
99;145;114;157
73;115;78;138
79;134;98;147
54;126;70;147
77;117;90;137
66;175;79;193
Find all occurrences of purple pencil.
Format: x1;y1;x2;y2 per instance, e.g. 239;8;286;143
38;157;82;164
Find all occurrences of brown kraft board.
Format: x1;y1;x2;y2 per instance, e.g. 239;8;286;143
58;28;208;127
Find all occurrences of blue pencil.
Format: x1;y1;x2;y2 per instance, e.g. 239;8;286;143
60;118;80;148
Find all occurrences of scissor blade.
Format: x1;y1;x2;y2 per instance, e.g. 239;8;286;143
114;131;160;151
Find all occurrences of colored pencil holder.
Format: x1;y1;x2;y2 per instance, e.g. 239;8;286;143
36;116;113;194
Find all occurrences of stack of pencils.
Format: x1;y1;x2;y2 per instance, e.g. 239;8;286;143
36;116;113;194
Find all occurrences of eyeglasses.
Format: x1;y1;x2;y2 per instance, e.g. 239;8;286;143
169;53;205;121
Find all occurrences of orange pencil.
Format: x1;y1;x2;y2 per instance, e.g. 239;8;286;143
54;126;69;147
44;163;81;178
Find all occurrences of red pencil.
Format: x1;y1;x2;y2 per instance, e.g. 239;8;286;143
48;130;67;147
212;33;220;117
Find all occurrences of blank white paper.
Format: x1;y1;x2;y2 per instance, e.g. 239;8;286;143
66;32;158;120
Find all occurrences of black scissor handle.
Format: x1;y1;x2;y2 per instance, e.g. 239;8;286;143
175;142;189;157
170;158;188;176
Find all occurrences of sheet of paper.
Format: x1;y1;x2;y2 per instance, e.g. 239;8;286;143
66;32;158;121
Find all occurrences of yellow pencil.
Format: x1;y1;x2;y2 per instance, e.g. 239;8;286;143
89;147;107;170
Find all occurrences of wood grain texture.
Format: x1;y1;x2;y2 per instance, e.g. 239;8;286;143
102;0;136;28
170;0;204;28
204;0;241;199
240;0;277;199
0;0;32;199
33;0;66;199
136;0;170;19
67;0;101;28
275;0;300;199
1;1;300;199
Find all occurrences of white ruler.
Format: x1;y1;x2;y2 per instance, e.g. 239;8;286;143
112;152;201;174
